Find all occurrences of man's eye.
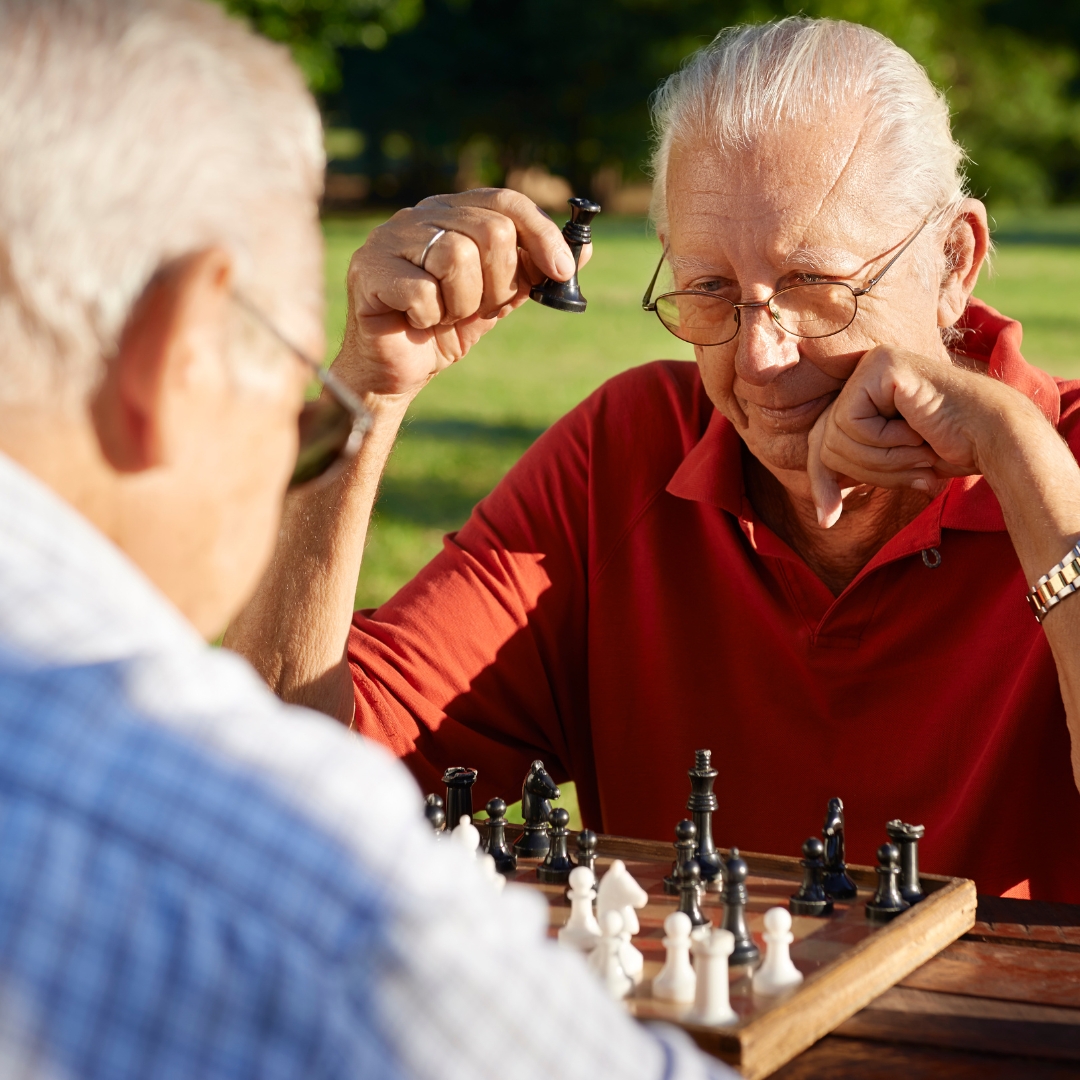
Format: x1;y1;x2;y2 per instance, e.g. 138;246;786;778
692;279;739;299
791;272;829;285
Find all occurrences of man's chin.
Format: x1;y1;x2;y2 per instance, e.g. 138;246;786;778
744;430;811;477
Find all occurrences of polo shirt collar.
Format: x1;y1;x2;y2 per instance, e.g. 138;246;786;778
667;298;1055;537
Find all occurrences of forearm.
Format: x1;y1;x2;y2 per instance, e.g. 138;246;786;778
980;399;1080;789
224;391;414;723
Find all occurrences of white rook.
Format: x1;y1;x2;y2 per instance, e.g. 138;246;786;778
690;927;738;1026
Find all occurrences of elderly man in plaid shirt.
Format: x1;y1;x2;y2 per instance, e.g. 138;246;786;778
0;2;732;1078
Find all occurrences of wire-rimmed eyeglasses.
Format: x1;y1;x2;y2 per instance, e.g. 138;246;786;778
233;293;372;490
641;221;928;347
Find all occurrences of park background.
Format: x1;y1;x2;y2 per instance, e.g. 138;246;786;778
215;0;1080;822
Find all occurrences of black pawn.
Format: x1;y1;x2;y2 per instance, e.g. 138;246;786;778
443;766;477;830
484;797;517;875
424;793;446;836
663;819;698;896
687;750;723;891
789;837;833;917
720;848;760;966
529;197;601;313
822;797;858;900
866;842;910;924
537;808;575;884
676;858;710;930
885;820;926;905
575;829;598;872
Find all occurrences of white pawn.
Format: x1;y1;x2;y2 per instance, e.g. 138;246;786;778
753;907;804;996
652;911;696;1004
690;928;738;1026
596;860;648;984
450;813;481;854
587;910;633;1001
559;865;601;951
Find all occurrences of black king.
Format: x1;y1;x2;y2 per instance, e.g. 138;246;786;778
687;749;724;891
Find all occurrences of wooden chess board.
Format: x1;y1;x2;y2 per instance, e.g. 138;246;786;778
506;833;976;1080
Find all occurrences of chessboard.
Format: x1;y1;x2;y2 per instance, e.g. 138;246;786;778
505;833;976;1080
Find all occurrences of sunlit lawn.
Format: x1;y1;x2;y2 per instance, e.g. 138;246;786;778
323;208;1080;828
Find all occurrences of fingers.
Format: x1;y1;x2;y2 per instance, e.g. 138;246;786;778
354;189;581;329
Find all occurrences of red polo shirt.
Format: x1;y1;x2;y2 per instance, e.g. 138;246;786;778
350;299;1080;903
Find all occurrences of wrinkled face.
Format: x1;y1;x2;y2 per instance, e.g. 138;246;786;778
664;114;948;498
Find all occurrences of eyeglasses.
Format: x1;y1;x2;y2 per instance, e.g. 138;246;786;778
233;293;372;490
642;221;928;346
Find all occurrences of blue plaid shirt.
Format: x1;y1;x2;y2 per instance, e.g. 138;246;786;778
0;452;733;1080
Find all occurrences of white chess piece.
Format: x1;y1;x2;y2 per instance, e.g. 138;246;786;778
652;911;696;1004
690;928;738;1026
587;910;632;1001
479;852;506;893
752;907;804;996
596;859;648;984
559;865;601;951
450;814;481;854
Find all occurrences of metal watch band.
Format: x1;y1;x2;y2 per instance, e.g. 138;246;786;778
1027;542;1080;623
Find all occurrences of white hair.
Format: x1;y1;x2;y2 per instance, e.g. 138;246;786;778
0;0;325;406
649;18;969;241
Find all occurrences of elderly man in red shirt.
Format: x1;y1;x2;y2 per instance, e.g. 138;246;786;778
229;17;1080;903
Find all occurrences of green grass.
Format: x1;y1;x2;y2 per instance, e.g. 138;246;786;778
323;208;1080;827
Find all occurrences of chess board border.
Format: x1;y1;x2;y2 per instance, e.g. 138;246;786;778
570;834;976;1080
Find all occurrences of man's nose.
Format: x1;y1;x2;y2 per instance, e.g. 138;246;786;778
733;304;799;386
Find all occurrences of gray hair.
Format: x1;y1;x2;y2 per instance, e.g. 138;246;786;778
0;0;325;406
649;18;969;240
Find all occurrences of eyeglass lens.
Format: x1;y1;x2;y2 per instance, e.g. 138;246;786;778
654;282;859;346
290;393;362;489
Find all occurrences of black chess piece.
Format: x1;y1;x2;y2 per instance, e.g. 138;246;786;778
676;858;710;929
822;797;858;900
484;797;517;875
687;750;724;891
529;197;601;313
424;793;446;836
865;842;911;924
537;808;575;884
789;836;833;916
513;759;561;858
442;767;477;830
885;820;926;905
663;819;698;895
720;848;760;966
575;828;598;872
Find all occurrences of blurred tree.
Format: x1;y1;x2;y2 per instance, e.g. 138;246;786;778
217;0;1080;208
211;0;424;95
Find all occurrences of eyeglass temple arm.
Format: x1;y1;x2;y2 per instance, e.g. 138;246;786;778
853;220;929;296
641;248;668;310
232;290;371;432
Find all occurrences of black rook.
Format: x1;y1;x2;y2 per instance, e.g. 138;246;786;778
529;197;601;313
442;767;477;830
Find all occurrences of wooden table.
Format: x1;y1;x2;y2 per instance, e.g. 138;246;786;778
772;894;1080;1077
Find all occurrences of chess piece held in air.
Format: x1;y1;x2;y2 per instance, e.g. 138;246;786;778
529;197;601;313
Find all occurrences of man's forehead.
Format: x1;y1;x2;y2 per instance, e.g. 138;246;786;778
666;111;883;252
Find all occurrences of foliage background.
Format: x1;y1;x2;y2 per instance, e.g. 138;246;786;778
217;0;1080;207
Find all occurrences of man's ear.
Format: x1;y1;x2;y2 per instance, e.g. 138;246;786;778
938;199;989;330
91;249;233;473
